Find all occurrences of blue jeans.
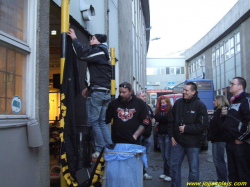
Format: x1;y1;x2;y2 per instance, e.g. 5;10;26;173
141;136;151;174
170;143;200;187
158;134;171;176
86;91;113;152
212;142;227;182
140;135;151;154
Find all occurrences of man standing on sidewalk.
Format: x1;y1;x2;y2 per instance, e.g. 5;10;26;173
169;82;208;187
221;77;250;185
105;82;150;145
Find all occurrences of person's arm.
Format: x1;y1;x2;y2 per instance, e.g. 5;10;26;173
133;125;145;140
67;28;94;60
236;98;250;142
167;109;175;138
133;101;150;139
105;102;114;124
209;109;223;134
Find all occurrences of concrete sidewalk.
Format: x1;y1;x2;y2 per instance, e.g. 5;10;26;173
144;142;218;187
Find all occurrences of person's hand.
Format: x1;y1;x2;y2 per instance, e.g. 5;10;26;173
171;137;177;146
151;118;156;124
235;139;243;144
133;134;137;140
82;88;88;98
221;107;228;116
67;28;76;40
179;124;185;133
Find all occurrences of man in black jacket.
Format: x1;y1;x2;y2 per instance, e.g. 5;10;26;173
169;82;208;187
67;29;112;158
105;82;150;145
221;77;250;185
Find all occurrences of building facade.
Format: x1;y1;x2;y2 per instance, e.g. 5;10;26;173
146;57;186;107
0;0;150;186
184;0;250;101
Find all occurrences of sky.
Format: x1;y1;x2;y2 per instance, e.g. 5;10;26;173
147;0;239;57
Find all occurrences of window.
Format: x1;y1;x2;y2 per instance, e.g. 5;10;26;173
0;0;36;118
197;59;201;69
235;32;240;54
146;67;166;75
216;48;220;66
166;67;185;75
0;0;27;42
181;67;185;74
166;67;170;74
220;45;224;63
195;60;199;69
212;52;215;68
170;67;175;75
225;40;230;60
192;62;195;72
188;65;191;74
230;37;234;57
193;81;212;90
0;46;27;114
176;67;180;74
201;55;205;66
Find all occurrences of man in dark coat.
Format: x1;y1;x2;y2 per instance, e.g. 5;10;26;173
169;82;208;187
221;77;250;185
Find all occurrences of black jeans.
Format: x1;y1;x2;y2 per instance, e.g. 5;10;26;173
226;142;250;186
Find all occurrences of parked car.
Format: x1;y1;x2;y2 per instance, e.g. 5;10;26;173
153;94;209;151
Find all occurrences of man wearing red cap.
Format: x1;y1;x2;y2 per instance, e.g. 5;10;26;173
68;28;113;158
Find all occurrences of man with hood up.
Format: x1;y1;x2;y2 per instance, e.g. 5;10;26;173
67;28;113;158
169;82;208;187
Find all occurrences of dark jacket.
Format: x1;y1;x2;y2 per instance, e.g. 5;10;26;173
221;92;250;143
169;93;208;147
208;108;226;142
141;104;154;138
105;95;150;144
154;108;174;135
72;39;112;89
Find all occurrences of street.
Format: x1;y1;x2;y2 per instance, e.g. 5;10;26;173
144;142;218;187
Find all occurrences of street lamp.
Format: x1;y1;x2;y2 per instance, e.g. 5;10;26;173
146;26;152;31
147;37;161;43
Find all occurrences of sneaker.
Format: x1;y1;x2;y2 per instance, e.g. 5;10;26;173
164;176;172;182
159;174;166;179
92;151;100;158
143;173;152;180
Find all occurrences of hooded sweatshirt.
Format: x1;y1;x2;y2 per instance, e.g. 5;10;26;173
72;38;112;89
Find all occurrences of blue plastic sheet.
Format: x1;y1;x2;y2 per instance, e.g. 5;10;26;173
102;143;147;187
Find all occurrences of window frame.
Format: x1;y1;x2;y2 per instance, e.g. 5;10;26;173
235;32;240;54
220;45;224;63
0;0;37;119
